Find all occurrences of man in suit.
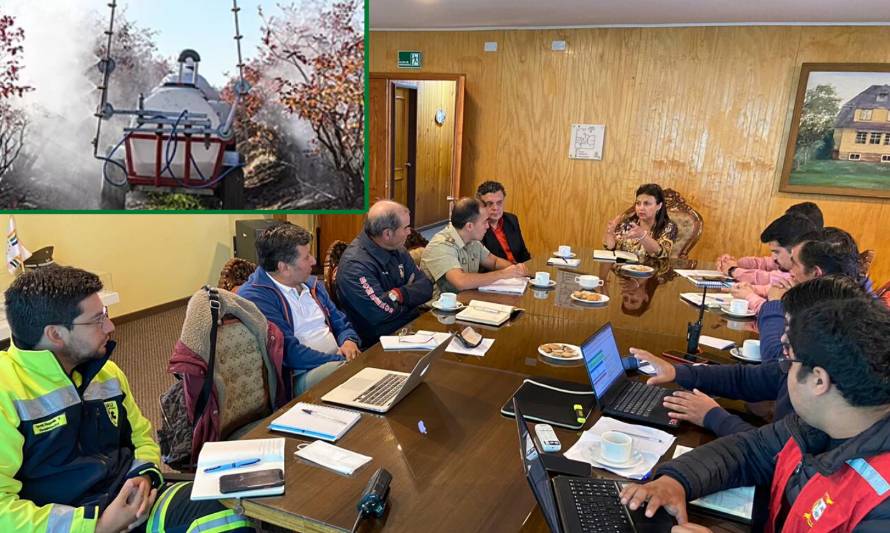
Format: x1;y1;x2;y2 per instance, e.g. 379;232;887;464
477;181;531;264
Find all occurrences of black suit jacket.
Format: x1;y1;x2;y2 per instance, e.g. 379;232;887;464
481;212;531;264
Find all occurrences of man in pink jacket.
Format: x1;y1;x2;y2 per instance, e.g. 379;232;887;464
717;211;818;315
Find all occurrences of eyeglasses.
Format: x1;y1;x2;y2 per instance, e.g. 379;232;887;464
70;306;110;328
778;350;801;373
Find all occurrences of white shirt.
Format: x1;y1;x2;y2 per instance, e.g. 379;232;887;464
268;275;339;355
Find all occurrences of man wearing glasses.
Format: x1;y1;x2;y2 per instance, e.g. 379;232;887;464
621;296;890;532
0;266;252;533
336;200;433;348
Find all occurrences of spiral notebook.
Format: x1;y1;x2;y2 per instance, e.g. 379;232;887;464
268;402;361;442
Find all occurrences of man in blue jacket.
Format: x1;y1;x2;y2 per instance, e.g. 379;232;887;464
239;223;361;395
633;275;865;437
336;200;433;348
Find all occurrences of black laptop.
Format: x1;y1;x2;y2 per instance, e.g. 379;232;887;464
581;323;677;429
515;399;674;532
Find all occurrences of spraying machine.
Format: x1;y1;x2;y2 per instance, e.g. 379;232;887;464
92;1;250;209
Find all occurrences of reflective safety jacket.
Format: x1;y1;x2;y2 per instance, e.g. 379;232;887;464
0;341;163;532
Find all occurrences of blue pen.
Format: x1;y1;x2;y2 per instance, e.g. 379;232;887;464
203;458;261;473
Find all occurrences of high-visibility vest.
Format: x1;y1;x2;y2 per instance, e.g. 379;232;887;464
766;437;890;532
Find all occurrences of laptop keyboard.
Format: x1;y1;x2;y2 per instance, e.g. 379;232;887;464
612;381;665;417
354;373;407;406
566;478;634;532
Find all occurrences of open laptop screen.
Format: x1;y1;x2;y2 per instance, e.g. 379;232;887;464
515;400;562;533
581;323;624;399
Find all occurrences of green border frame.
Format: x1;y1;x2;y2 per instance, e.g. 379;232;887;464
0;0;370;215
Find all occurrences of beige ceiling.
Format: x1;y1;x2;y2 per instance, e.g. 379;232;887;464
371;0;890;30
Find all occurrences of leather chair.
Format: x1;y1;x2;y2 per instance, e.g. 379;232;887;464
323;240;349;305
622;188;703;258
217;257;257;293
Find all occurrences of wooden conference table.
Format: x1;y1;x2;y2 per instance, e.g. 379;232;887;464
230;252;759;532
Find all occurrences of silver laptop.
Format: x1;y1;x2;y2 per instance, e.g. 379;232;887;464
321;334;452;413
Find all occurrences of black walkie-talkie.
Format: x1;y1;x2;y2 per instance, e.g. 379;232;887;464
351;468;392;532
686;285;707;354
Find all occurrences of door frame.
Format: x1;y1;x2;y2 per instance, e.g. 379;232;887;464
369;72;466;209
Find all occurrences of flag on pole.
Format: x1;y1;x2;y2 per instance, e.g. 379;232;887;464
7;217;31;274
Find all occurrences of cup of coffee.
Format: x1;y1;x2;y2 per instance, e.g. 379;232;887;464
534;271;551;286
437;292;458;309
742;339;761;360
600;431;633;464
557;245;572;257
575;275;604;290
729;298;749;315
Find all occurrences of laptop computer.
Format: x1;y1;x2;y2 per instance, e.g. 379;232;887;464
321;334;452;413
581;323;677;429
514;399;674;532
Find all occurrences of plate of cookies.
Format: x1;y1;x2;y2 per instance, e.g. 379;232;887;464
619;264;655;278
538;342;583;361
570;290;610;305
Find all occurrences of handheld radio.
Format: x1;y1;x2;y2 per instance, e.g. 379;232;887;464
686;285;707;353
351;468;392;532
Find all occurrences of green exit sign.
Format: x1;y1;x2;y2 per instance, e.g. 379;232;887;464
398;51;422;69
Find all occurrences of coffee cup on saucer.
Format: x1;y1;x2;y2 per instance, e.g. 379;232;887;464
575;275;604;290
600;431;633;464
437;292;458;310
729;298;749;315
533;271;551;286
557;245;572;257
742;339;761;360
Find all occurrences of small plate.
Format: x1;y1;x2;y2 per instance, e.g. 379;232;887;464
538;343;583;361
570;292;610;305
590;443;645;469
530;279;557;289
730;347;762;363
431;301;465;312
620;264;655;278
552;251;577;258
721;305;755;318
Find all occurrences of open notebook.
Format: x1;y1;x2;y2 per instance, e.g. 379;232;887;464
268;402;361;441
593;249;639;263
456;299;521;326
191;438;285;500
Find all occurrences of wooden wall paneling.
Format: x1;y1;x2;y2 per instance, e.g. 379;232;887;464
370;27;890;283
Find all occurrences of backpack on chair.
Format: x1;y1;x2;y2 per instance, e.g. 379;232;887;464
157;286;289;471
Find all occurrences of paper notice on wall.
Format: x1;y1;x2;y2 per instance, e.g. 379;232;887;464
569;124;605;160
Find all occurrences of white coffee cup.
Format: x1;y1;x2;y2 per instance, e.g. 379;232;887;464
742;339;761;360
534;271;551;285
729;298;749;315
600;431;633;464
557;245;572;257
575;275;604;290
437;292;458;309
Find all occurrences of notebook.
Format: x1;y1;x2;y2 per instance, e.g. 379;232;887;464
680;292;734;308
674;269;734;289
547;256;581;267
455;299;522;326
593;249;639;263
478;277;528;295
191;438;285;500
673;445;754;523
500;377;596;430
268;402;361;442
379;331;452;350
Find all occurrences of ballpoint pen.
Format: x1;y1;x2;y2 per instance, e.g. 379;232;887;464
618;431;664;444
203;458;261;473
301;408;347;425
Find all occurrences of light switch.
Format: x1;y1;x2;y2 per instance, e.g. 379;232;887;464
551;40;567;51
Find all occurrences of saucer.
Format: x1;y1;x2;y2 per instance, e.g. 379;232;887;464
530;279;557;289
431;301;464;312
590;443;645;469
538;343;583;361
570;292;610;305
721;305;755;318
552;251;577;258
730;347;762;363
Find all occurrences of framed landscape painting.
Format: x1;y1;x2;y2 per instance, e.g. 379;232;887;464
779;63;890;199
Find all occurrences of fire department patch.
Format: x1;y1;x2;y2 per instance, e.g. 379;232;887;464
803;491;834;527
104;400;119;427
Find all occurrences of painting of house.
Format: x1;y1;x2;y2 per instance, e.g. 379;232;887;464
833;85;890;163
780;63;890;199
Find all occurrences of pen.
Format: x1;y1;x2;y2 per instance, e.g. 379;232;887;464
301;408;346;425
203;458;261;473
619;431;664;444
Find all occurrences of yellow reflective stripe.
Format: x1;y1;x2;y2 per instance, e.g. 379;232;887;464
147;482;189;533
186;509;250;533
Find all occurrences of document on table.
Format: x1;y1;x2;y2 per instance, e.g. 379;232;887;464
673;445;754;522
